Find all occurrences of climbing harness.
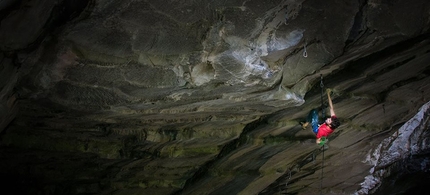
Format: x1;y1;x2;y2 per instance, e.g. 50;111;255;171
303;42;308;57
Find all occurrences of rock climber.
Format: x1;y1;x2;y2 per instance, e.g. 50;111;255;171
301;89;341;144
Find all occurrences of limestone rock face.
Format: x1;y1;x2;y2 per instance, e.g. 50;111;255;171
1;0;430;194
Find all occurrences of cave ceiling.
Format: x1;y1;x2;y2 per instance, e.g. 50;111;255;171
1;0;430;195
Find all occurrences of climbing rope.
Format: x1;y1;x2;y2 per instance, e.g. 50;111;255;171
320;143;325;195
319;74;326;195
284;169;292;193
320;74;325;117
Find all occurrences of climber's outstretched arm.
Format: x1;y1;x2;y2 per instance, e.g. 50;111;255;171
327;89;335;116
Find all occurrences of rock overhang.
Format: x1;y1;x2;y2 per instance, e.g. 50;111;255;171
0;0;430;194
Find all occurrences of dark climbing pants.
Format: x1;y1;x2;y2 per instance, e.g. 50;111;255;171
307;109;319;134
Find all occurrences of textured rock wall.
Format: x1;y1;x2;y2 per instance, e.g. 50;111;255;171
357;101;430;194
0;53;18;133
0;0;430;195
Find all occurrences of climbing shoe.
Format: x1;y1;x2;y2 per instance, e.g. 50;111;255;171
300;122;309;130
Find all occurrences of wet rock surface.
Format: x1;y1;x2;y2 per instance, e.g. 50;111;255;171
1;0;430;194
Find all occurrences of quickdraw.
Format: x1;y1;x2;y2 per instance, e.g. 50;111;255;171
303;42;308;57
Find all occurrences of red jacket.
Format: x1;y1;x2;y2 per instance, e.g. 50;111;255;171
316;123;334;139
